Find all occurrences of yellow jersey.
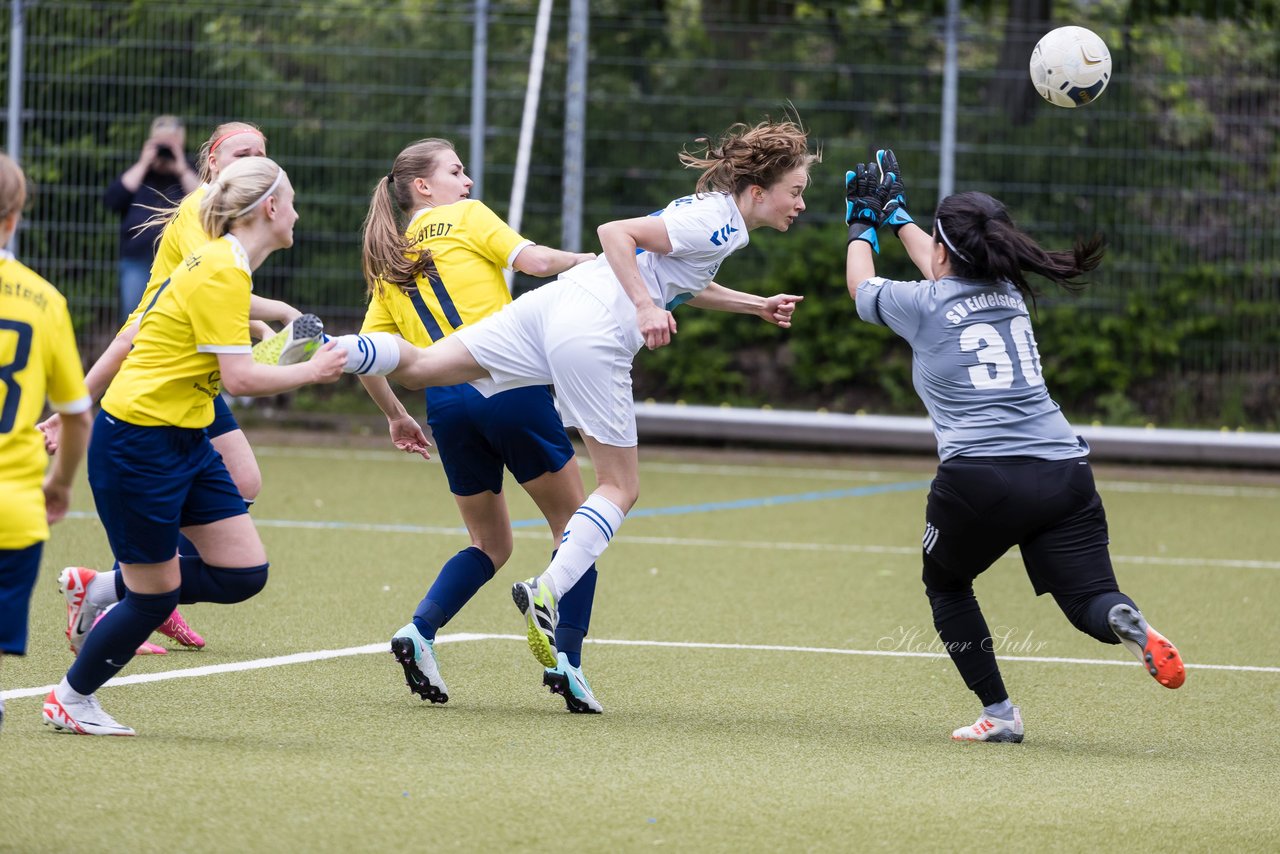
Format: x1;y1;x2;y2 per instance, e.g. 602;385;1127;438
0;251;91;549
101;235;252;429
121;185;208;332
360;199;530;345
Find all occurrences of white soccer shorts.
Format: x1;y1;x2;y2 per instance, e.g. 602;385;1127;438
452;281;643;448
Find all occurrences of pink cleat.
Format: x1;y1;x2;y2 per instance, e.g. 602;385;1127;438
87;611;167;655
156;609;205;649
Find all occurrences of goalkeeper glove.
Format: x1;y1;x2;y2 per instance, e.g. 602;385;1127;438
877;148;914;234
845;162;886;252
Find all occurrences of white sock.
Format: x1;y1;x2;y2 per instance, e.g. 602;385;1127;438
57;677;88;703
86;571;121;609
542;493;625;600
983;699;1014;720
329;333;402;375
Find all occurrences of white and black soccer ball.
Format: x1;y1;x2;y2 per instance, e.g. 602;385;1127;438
1029;25;1112;108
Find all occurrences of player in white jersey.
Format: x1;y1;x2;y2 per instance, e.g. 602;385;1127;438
329;118;814;672
844;150;1184;744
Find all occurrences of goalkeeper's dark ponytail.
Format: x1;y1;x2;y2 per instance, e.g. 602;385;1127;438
934;191;1106;306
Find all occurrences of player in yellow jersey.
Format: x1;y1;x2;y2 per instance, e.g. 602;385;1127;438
42;158;347;736
42;121;302;655
0;153;93;733
356;139;606;711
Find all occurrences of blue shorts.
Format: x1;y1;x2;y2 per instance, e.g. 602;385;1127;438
426;383;575;496
89;410;248;564
207;394;241;440
0;542;42;654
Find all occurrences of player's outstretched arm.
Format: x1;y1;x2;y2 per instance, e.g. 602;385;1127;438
357;374;431;459
250;294;303;325
687;283;803;328
876;149;933;278
845;161;886;299
218;343;345;397
512;245;595;278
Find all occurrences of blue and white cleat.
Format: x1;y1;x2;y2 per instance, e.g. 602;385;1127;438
389;622;448;704
251;314;325;366
543;652;603;714
511;576;558;668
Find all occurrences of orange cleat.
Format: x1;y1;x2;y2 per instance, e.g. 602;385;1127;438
1109;603;1185;689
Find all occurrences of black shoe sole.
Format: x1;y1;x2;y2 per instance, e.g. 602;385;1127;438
543;670;601;714
390;638;448;704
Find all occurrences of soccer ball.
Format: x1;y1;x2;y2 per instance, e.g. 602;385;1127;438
1029;26;1112;108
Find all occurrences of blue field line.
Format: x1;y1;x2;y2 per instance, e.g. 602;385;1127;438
63;478;931;533
508;479;932;529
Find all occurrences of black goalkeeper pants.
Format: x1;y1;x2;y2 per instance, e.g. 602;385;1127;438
920;455;1135;706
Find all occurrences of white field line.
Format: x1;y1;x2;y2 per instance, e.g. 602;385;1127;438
5;632;1276;701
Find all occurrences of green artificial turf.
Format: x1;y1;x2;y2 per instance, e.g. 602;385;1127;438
2;441;1277;852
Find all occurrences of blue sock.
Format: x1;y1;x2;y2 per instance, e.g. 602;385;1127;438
66;586;180;695
412;547;495;640
556;564;596;669
113;564;126;600
178;555;269;604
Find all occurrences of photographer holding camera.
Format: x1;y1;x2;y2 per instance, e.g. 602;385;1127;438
103;115;199;323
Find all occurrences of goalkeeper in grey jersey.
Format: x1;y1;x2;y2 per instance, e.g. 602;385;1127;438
843;150;1185;744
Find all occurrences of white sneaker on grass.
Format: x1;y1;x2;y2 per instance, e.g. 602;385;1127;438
42;689;135;736
952;706;1023;743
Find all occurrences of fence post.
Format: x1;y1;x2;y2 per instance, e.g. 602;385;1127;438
6;0;25;253
938;0;959;202
470;0;488;200
561;0;587;252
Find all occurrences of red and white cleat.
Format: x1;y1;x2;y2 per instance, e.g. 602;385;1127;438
42;689;135;736
58;567;102;654
952;706;1024;743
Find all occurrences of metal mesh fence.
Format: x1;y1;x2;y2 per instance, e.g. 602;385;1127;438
2;0;1277;424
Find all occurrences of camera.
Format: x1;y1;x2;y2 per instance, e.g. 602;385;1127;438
154;143;175;160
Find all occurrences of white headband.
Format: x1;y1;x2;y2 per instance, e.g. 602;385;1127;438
233;167;284;217
935;217;972;264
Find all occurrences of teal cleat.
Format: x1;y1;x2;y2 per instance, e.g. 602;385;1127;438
390;622;448;704
543;652;603;714
511;577;558;668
